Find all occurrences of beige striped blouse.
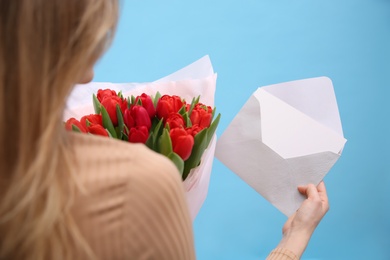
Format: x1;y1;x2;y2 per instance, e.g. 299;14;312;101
68;133;298;260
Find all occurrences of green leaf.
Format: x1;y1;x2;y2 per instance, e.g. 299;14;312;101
85;119;91;127
211;107;216;120
183;112;192;128
101;106;117;138
71;125;82;133
131;95;136;105
178;105;186;115
145;132;154;150
152;119;163;145
159;128;173;156
115;127;121;138
206;113;221;146
118;90;123;99
182;128;208;180
116;104;124;139
195;95;200;104
151;117;161;131
153;91;162;108
127;97;131;109
187;96;198;117
93;94;101;114
122;125;129;141
167;152;184;175
148;118;164;152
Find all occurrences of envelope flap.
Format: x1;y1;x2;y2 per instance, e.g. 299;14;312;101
216;94;262;147
262;77;344;137
256;88;346;159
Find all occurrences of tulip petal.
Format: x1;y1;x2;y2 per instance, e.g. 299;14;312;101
101;106;117;138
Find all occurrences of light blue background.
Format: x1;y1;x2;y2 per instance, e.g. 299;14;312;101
94;1;390;259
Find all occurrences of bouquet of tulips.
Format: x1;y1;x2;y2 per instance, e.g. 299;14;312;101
65;89;220;180
64;55;218;220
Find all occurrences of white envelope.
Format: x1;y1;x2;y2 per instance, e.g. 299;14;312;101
215;77;347;216
64;55;217;221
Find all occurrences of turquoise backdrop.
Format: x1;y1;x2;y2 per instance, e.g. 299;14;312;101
93;1;390;259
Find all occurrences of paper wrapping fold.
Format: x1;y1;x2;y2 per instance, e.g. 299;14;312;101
215;77;347;216
65;56;217;221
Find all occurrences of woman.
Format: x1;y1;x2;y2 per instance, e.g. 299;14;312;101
0;0;329;259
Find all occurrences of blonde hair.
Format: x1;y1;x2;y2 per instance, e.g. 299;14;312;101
0;0;118;259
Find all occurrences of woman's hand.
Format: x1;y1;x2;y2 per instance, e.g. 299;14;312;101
277;181;329;258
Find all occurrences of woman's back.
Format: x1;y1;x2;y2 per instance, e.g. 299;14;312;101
68;133;195;259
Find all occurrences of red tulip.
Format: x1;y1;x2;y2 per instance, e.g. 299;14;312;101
65;118;87;133
80;114;103;127
123;109;135;128
165;113;185;129
170;128;194;161
124;105;151;130
97;89;117;102
87;124;109;137
128;126;149;143
100;96;127;126
190;103;212;128
135;93;156;118
156;95;185;120
186;124;204;137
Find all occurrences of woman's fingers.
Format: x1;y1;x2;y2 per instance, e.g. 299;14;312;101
317;181;328;200
298;181;329;213
306;184;321;200
297;185;307;195
317;181;329;210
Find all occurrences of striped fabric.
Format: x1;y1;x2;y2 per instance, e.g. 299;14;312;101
267;248;299;260
68;132;297;260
